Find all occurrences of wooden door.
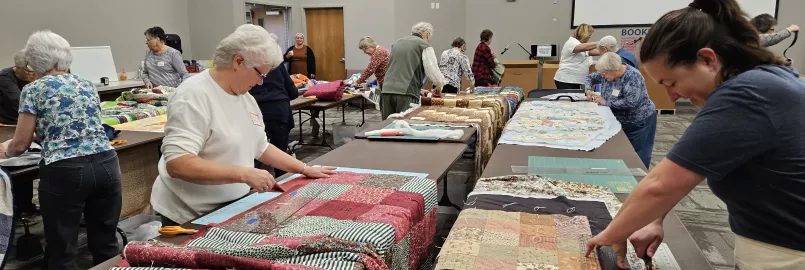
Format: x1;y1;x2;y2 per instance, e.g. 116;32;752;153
305;8;345;81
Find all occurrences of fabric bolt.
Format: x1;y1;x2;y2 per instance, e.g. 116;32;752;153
400;106;495;174
436;208;603;270
119;170;438;270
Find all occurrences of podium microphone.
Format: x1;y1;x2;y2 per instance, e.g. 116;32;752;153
501;41;517;55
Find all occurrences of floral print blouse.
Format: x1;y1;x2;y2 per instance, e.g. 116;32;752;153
19;73;112;164
439;48;475;89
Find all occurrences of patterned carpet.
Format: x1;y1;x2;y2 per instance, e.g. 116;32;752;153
4;101;733;270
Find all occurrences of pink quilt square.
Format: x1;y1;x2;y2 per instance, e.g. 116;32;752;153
335;186;395;205
292;199;329;217
356;205;413;241
409;210;437;269
379;191;426;224
305;200;374;220
315;172;372;185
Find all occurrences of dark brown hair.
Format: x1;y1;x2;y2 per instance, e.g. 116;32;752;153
144;26;166;42
452;37;466;48
749;13;776;33
640;0;784;81
480;29;493;42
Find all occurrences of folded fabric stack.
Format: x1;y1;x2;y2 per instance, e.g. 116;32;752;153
437;175;679;270
116;169;438;270
399;106;496;175
118;86;177;105
303;80;346;101
101;102;168;126
473;86;525;115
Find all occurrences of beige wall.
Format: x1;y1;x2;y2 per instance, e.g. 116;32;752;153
0;0;192;74
187;0;238;61
394;0;466;60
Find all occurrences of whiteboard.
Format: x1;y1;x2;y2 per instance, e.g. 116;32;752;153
572;0;778;28
70;46;118;83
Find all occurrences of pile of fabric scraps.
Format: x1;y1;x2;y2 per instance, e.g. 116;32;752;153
118;86;177;105
498;101;620;151
291;74;326;90
344;73;361;85
101;102;168;126
364;120;464;140
0;169;12;268
395;106;495;174
439;175;680;270
116;169;438;270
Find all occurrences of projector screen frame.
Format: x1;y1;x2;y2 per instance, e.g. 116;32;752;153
570;0;780;29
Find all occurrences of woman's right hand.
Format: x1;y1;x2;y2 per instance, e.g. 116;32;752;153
787;24;800;33
239;167;277;193
286;51;294;58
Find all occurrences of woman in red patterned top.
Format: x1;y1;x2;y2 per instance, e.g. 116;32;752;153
354;36;390;88
472;29;497;87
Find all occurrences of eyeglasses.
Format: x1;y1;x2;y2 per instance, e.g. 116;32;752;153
253;67;268;78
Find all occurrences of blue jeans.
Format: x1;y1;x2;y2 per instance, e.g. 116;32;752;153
622;112;657;168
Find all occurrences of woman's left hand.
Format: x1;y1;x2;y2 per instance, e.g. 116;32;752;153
302;166;337;178
586;231;629;269
594;96;607;105
0;142;8;159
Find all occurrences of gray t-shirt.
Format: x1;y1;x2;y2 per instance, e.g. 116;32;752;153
143;47;187;88
667;65;805;251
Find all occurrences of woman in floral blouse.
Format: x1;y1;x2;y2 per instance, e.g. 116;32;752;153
0;30;121;269
354;36;389;88
585;52;656;168
439;37;475;93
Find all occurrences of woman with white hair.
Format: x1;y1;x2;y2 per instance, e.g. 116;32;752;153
284;33;316;79
585;52;656;168
597;35;639;69
382;21;446;119
353;36;390;88
151;25;335;226
0;30;121;269
555;23;600;89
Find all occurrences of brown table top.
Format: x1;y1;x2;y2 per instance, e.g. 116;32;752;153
289;97;317;110
301;94;363;109
92;139;468;270
481;132;711;269
354;119;476;144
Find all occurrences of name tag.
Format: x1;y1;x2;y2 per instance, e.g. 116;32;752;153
250;113;263;127
611;89;621;97
157;61;165;67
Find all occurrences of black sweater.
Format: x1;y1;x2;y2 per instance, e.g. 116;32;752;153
249;65;299;103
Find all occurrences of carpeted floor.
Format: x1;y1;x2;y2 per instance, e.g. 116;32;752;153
4;101;732;270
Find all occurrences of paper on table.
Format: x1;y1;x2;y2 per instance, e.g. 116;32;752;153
191;192;282;225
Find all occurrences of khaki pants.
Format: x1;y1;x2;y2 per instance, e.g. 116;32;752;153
735;235;805;269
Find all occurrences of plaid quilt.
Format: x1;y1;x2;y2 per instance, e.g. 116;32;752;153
119;169;438;270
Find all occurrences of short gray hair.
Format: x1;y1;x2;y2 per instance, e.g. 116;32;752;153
358;36;376;50
24;30;72;74
411;22;434;36
213;24;283;69
597;36;618;51
595;52;623;71
267;32;279;44
14;49;26;68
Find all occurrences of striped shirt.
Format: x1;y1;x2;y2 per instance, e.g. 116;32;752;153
143;47;188;88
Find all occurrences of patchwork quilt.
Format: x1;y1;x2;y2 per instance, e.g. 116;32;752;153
102;86;176;126
421;94;511;135
118;169;438;270
401;107;496;174
498;101;620;151
473;86;525;114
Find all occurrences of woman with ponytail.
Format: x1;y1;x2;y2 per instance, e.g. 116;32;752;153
586;0;805;268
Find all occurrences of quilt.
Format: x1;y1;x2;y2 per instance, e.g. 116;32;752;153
472;86;525;115
498;101;621;151
118;169;438;270
118;86;177;104
101;101;168;126
421;94;510;135
400;107;496;174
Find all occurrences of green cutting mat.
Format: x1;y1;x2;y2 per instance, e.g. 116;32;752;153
527;156;638;193
366;123;452;141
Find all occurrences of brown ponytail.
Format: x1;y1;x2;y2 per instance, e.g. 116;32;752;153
640;0;784;81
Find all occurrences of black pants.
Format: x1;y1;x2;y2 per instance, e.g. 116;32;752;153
11;171;37;216
258;101;294;177
554;80;583;90
442;84;459;94
39;150;122;270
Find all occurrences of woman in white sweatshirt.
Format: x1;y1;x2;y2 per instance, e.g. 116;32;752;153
150;25;335;225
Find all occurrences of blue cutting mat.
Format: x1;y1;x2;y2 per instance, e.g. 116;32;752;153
527;156;638;193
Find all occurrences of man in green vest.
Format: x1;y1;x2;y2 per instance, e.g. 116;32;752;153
381;22;446;119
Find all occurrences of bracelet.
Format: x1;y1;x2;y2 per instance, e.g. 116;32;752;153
299;163;308;174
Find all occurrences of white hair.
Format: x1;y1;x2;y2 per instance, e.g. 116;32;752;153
14;49;27;68
24;30;72;74
267;32;279;44
595;52;623;71
295;33;304;39
358;36;376;50
597;36;618;51
213;24;283;69
411;22;434;36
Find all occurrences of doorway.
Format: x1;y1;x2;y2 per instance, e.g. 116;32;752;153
246;3;291;48
304;7;346;81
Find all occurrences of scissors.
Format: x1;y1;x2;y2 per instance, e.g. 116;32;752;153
158;226;197;237
643;255;654;270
